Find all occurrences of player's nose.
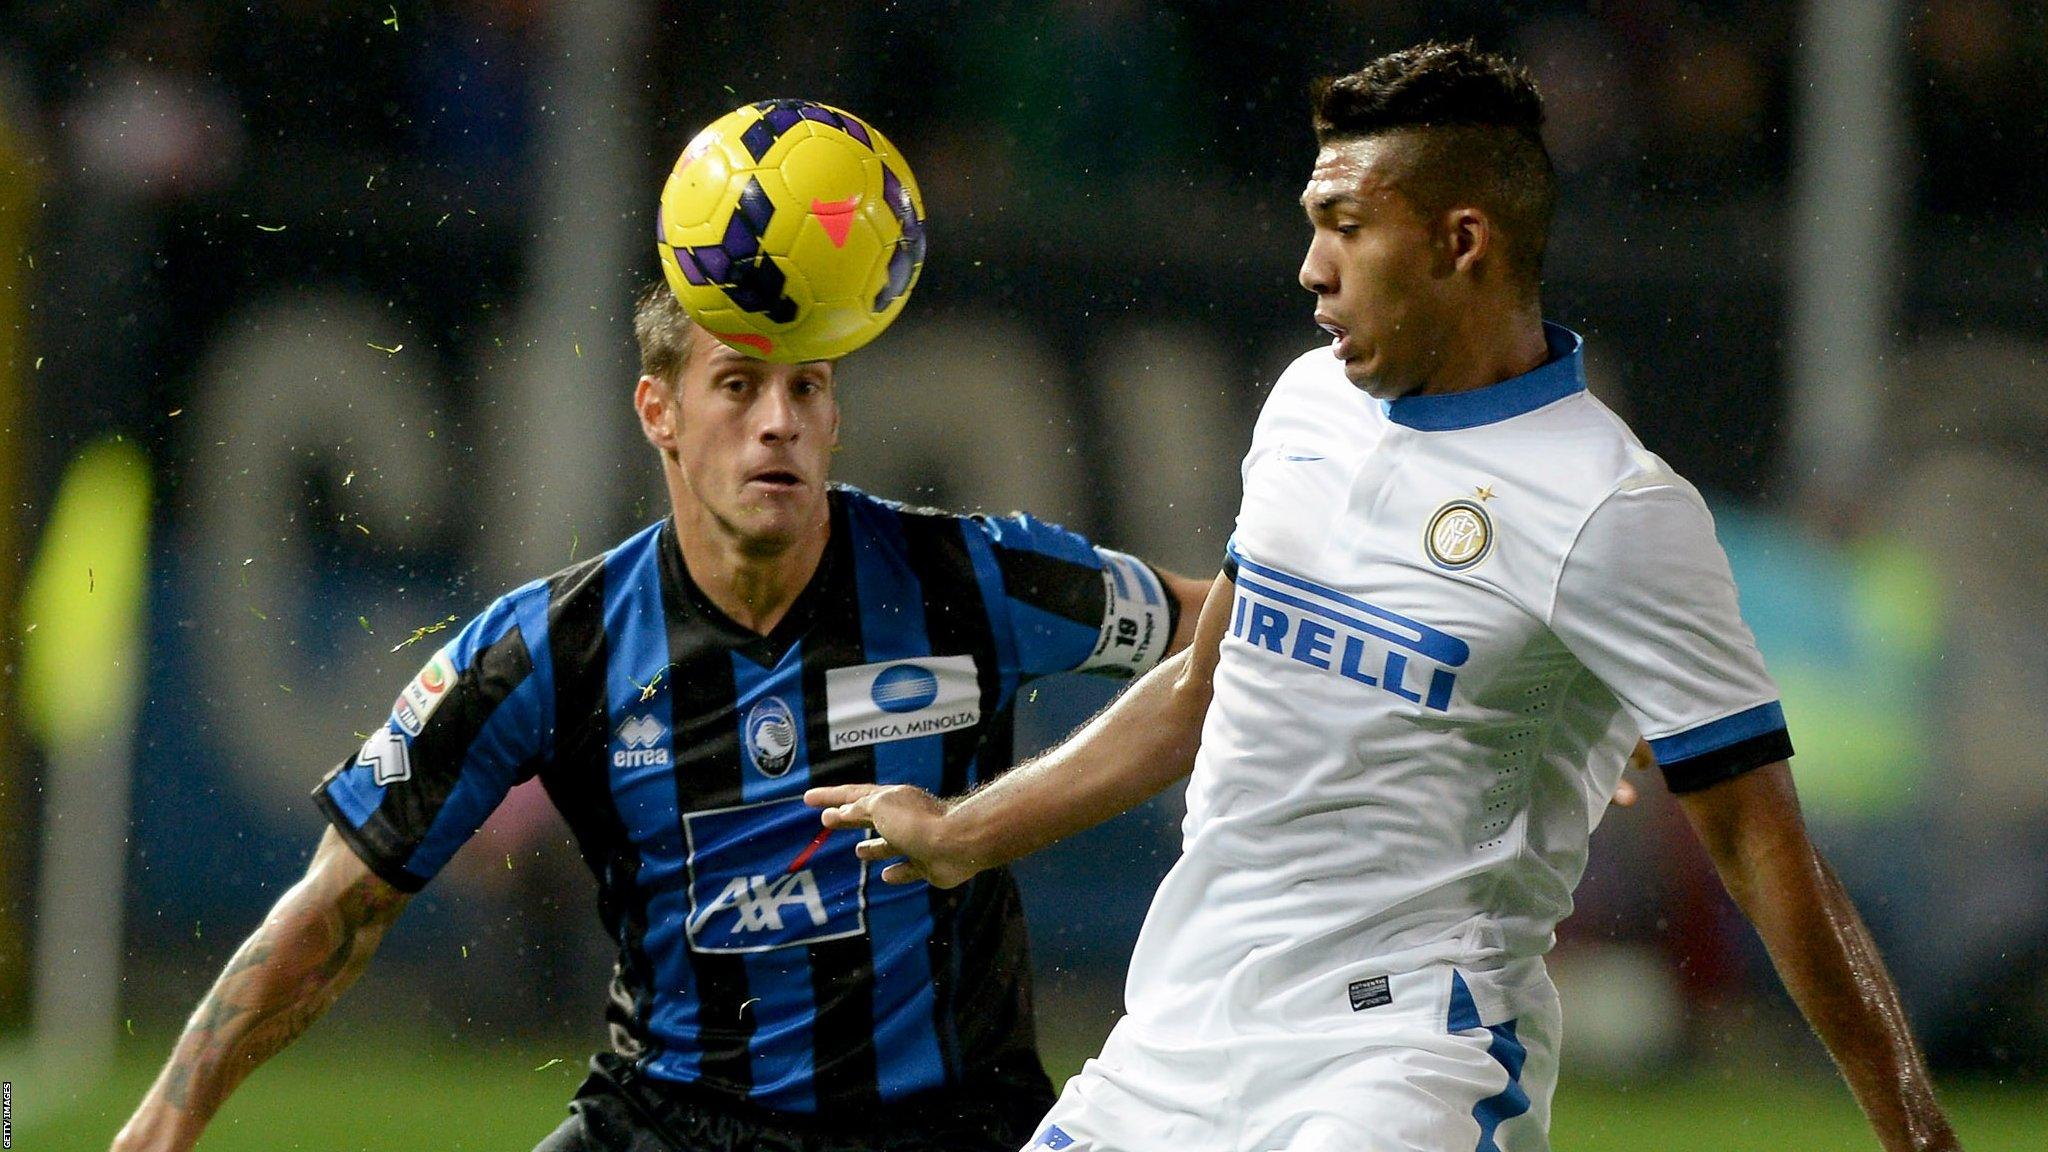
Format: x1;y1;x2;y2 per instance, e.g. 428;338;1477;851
1298;240;1336;296
755;385;803;441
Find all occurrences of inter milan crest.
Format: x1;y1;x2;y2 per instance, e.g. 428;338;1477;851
745;697;799;777
1425;498;1494;571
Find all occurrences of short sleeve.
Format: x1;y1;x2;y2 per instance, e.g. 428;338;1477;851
313;585;554;891
968;512;1177;679
1549;479;1793;793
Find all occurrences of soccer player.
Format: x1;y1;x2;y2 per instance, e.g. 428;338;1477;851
108;284;1209;1152
810;43;1963;1152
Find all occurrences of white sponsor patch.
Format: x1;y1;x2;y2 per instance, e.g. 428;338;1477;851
613;713;671;768
1077;548;1173;677
355;725;413;786
825;655;980;750
392;647;458;737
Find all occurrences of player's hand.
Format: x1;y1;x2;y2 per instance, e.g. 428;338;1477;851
1611;739;1656;807
805;783;981;889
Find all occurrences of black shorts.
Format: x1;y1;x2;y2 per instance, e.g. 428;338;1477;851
532;1052;1057;1152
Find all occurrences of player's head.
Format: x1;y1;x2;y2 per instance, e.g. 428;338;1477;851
632;283;840;554
1298;41;1555;398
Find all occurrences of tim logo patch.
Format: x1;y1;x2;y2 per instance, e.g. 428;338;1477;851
824;655;979;750
683;797;866;953
392;647;457;737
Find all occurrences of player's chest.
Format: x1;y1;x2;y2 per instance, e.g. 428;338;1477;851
1233;435;1556;707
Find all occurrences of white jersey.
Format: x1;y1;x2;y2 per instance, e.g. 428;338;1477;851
1124;323;1789;1040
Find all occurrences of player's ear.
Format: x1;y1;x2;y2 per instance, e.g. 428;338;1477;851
635;374;680;456
1444;206;1490;277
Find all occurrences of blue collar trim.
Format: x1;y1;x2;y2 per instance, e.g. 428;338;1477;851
1382;322;1586;431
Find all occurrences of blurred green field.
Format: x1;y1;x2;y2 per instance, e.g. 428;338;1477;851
13;1031;2039;1151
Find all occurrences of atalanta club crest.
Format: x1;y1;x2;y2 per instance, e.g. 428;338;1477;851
745;697;798;777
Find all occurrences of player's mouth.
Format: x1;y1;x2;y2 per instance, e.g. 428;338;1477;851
745;468;806;491
1316;315;1353;358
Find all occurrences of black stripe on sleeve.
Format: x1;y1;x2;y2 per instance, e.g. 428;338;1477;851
1660;728;1794;794
992;545;1104;630
311;780;432;893
315;624;535;891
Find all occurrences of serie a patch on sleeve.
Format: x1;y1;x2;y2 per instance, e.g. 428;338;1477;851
392;645;458;737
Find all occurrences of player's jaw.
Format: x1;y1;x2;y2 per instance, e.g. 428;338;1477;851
1318;307;1417;397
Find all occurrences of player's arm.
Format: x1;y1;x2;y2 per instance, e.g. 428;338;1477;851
1676;763;1960;1152
808;568;1233;887
110;827;410;1152
1156;568;1212;655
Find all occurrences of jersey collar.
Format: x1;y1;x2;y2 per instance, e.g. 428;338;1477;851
1382;322;1585;432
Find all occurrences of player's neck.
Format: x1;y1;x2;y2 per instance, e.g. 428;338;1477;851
669;489;830;636
1415;300;1548;398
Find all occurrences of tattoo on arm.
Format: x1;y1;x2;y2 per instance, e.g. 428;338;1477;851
151;836;408;1124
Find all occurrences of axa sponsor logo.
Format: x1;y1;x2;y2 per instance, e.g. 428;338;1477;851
688;871;831;938
613;713;669;768
682;798;867;953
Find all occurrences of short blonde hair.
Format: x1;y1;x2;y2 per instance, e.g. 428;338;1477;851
633;282;698;390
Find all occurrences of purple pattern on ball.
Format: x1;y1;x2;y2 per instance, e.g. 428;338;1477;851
763;101;806;134
673;247;709;285
873;163;926;311
720;210;759;259
736;177;775;235
741;119;778;162
690;244;731;282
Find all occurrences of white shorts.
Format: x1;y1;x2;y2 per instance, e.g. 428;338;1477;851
1022;963;1561;1152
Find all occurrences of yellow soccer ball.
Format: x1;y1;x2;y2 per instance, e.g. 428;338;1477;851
656;99;928;363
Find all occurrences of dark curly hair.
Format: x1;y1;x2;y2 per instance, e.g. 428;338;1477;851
1311;42;1556;287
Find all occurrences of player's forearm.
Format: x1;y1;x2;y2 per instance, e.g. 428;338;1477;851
947;645;1208;869
1703;820;1957;1151
112;838;406;1152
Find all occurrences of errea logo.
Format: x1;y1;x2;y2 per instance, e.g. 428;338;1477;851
613;713;669;768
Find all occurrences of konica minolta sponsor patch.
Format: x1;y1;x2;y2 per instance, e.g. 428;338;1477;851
823;655;980;750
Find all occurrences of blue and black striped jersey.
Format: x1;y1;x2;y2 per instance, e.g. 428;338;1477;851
314;486;1177;1114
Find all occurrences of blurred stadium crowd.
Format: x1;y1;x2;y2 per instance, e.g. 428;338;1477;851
3;0;2045;1084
